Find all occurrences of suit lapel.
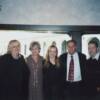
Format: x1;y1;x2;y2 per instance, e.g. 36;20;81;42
78;53;82;67
65;53;67;67
78;53;84;80
65;53;68;79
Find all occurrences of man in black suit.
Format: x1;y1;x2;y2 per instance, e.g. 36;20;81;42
59;39;86;100
86;40;100;99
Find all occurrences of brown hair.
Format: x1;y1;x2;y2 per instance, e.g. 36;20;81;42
29;41;41;51
67;39;77;46
44;45;60;68
88;40;99;48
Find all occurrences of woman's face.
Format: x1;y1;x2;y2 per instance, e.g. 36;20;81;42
31;45;40;56
49;47;57;59
11;42;20;56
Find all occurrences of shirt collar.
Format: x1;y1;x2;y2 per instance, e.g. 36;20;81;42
92;52;100;60
68;52;77;57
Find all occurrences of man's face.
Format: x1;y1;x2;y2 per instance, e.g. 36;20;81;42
11;42;20;56
88;43;98;57
67;42;77;55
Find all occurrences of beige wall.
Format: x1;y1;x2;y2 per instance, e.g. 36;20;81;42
0;0;100;25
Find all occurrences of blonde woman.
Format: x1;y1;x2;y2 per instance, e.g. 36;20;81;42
43;45;64;100
26;41;44;100
0;40;30;100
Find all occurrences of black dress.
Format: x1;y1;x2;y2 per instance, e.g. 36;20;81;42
0;54;30;100
43;62;64;100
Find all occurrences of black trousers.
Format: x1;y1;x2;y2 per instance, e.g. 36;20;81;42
64;81;85;100
44;85;62;100
85;84;100;100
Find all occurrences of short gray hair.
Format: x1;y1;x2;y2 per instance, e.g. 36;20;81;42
29;41;41;51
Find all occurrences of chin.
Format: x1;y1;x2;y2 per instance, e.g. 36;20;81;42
16;52;19;55
69;52;74;54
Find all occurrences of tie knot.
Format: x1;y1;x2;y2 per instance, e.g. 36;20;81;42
71;55;73;58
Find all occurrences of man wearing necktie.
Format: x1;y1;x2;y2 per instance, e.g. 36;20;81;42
68;55;74;81
59;40;86;100
86;40;100;100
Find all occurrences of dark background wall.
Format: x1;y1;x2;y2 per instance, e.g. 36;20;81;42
0;25;100;52
0;0;100;51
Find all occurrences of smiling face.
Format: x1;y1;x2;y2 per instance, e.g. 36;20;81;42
31;45;40;56
9;41;20;56
48;47;57;59
67;42;77;55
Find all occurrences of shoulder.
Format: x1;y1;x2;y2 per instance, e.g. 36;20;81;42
40;56;44;61
2;53;10;57
98;56;100;62
59;53;67;59
87;58;91;62
78;52;86;58
0;54;12;65
42;59;49;68
20;55;26;62
20;54;24;59
0;54;11;60
26;55;31;62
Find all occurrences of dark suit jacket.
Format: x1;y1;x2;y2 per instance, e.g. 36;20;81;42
86;56;100;95
86;56;100;96
59;52;86;86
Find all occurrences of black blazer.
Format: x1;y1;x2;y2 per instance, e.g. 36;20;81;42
86;56;100;87
59;52;86;84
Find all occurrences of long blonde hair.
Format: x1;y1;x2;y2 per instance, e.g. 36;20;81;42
7;40;20;54
44;45;60;68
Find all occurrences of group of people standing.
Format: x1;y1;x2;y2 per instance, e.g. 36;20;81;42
0;39;100;100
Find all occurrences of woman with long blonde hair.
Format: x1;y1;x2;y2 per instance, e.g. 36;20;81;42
43;45;63;100
44;45;60;67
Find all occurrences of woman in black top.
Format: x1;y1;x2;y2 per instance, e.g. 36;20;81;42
43;45;63;100
0;40;30;100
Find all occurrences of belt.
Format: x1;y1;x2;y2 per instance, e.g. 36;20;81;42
66;81;82;85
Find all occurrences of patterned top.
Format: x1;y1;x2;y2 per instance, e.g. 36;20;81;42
26;55;44;100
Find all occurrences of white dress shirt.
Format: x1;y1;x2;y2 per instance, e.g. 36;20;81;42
91;52;100;60
66;52;82;82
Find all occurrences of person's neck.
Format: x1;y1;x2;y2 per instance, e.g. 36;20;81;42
12;53;19;59
50;58;56;65
91;52;99;59
91;54;96;58
32;55;39;63
68;51;76;56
